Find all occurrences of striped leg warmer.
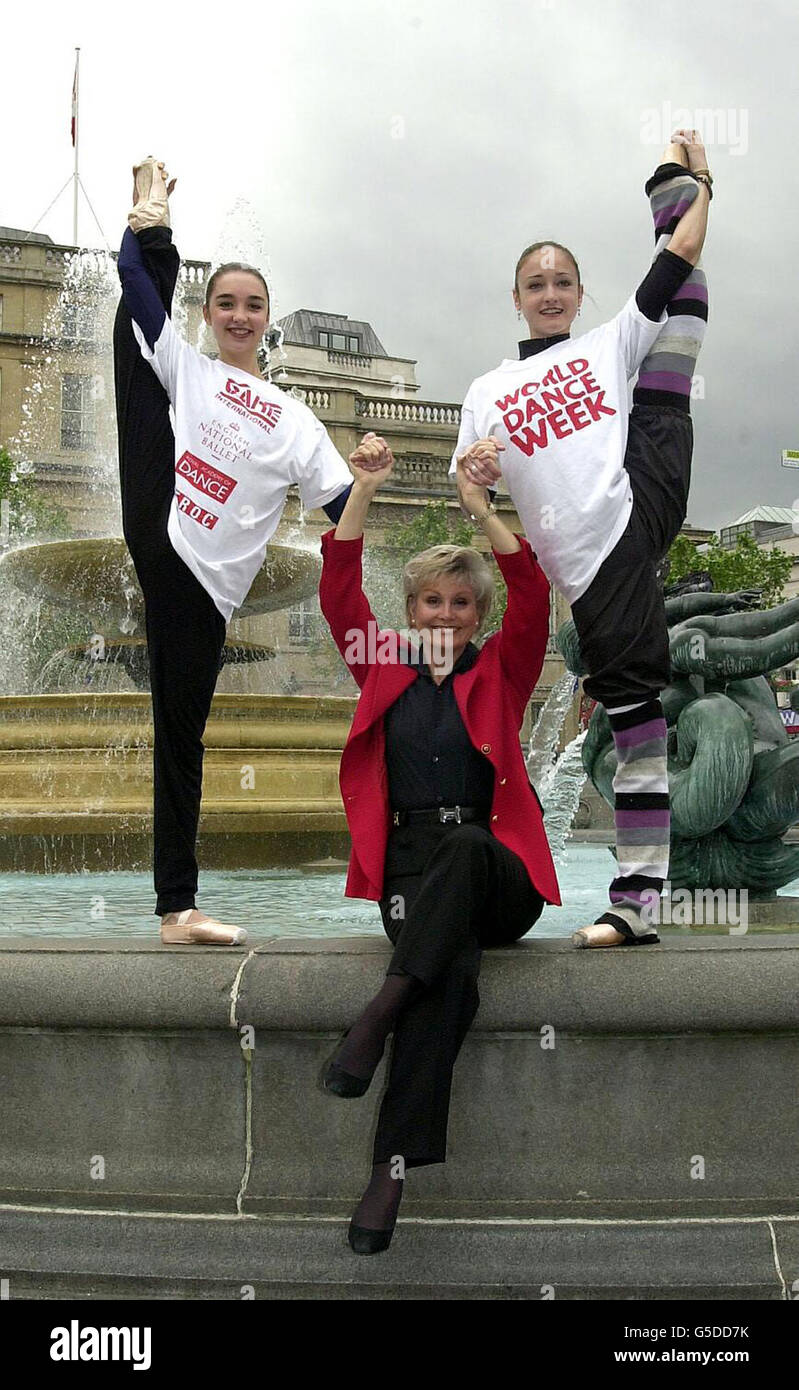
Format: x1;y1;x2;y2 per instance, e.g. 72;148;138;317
633;163;709;413
596;698;669;941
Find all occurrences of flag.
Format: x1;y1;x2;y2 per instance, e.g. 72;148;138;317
70;54;78;146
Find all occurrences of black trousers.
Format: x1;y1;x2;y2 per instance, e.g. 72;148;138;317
372;821;545;1170
570;403;693;708
113;229;227;916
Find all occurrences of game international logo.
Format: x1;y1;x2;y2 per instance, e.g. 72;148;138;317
176;451;237;504
219;378;284;430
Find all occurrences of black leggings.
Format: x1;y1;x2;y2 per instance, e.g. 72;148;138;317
570;402;693;708
373;821;545;1169
113;228;227;915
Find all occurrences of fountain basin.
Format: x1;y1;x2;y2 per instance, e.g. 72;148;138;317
0;537;322;631
0;692;357;871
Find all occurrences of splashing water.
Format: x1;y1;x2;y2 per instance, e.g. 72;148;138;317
10;248;121;532
526;671;579;785
541;729;589;865
524;671;589;864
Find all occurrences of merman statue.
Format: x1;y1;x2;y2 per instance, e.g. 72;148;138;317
558;585;799;896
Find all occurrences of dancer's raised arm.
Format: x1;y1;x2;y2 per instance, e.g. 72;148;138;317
331;432;393;540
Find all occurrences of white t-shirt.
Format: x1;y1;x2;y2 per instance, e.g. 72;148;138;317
132;316;351;622
450;296;665;604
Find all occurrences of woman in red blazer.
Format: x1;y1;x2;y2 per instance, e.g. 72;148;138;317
319;432;560;1254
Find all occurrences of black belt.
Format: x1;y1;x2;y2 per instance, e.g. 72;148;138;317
391;805;489;827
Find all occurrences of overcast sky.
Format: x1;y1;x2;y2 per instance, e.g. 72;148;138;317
3;0;798;530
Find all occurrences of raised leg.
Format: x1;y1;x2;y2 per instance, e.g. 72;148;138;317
633;156;709;414
113;228;231;932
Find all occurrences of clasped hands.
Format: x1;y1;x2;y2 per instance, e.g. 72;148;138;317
348;431;506;512
456;435;504;515
348;431;394;486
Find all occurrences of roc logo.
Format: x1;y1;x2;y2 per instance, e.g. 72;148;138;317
220;378;283;430
175;490;219;529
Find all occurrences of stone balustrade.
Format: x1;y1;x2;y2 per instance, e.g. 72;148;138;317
384;452;453;491
179;261;209;286
355;396;461;426
327;350;372;369
285;387;332;411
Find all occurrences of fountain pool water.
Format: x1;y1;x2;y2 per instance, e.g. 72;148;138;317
3;844;799;940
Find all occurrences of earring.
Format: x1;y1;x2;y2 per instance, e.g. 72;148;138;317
516;309;521;320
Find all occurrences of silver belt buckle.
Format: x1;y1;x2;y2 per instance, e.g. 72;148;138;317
439;805;462;824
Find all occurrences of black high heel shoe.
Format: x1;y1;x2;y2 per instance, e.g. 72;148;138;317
320;1029;381;1098
348;1219;395;1254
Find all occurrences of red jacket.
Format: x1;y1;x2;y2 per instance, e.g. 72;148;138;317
319;528;561;907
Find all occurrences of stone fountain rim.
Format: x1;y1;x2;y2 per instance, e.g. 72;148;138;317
0;693;358;712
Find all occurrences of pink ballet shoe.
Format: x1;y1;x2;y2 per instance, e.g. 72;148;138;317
571;924;628;948
160;908;246;946
128;157;174;232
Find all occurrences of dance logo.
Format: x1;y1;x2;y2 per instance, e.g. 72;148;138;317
176;451;237;504
219;378;283;431
495;360;616;456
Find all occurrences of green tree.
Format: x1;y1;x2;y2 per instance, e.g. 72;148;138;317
666;531;793;610
0;445;72;541
383;499;508;635
384;499;476;559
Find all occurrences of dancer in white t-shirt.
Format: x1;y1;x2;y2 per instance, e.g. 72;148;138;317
451;131;712;948
114;158;365;944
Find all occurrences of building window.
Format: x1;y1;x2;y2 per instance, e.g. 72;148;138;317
61;303;96;342
720;522;755;548
320;329;359;353
60;373;95;450
288;602;315;645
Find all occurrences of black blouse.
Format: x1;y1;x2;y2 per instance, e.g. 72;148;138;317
384;641;495;811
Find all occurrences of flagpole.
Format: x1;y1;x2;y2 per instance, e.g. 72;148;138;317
72;47;80;246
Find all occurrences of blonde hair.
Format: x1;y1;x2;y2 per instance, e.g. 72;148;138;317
403;545;494;628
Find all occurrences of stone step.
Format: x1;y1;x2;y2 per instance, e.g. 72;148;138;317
0;1207;794;1300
